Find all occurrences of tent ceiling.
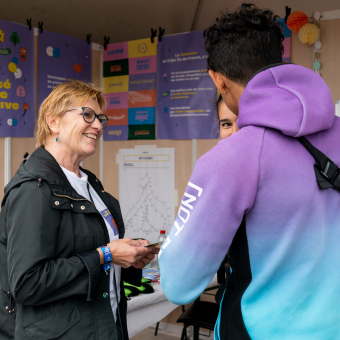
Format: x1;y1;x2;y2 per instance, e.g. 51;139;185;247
1;0;339;44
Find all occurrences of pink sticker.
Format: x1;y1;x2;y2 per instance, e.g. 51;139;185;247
129;55;157;75
104;92;128;110
104;42;128;61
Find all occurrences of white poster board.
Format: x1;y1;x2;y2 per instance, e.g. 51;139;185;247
118;147;175;242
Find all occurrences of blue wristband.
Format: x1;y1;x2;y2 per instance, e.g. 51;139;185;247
103;262;111;274
100;245;112;274
100;245;112;263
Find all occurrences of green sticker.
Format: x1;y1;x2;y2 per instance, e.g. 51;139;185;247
162;91;169;97
128;124;155;140
10;32;20;46
103;59;129;77
0;48;11;55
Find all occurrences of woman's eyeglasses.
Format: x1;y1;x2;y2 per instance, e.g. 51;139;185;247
66;107;109;129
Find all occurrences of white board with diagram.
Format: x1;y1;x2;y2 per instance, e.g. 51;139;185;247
118;147;175;243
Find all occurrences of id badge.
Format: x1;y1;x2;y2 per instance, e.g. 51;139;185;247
100;209;119;236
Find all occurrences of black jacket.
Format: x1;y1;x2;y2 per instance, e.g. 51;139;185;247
0;147;128;340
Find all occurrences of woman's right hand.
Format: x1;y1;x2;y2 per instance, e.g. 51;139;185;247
97;238;157;268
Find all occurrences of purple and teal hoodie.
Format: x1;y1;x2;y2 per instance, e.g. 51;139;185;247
159;64;340;340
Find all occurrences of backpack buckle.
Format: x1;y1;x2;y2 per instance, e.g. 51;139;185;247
320;160;333;180
320;159;339;184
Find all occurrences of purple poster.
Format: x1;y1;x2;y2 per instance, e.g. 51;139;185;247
157;31;216;139
0;20;35;137
38;30;92;110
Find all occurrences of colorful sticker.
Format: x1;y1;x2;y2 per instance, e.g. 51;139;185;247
128;38;157;58
128;124;155;140
128;107;155;125
104;125;128;141
103;75;129;93
106;108;128;126
103;38;156;141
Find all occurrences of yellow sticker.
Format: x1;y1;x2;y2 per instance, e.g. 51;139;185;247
103;75;129;93
128;38;157;58
0;30;5;42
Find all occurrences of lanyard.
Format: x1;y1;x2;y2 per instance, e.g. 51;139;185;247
87;182;124;340
86;182;95;204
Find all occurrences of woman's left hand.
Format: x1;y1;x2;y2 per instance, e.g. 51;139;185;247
132;239;160;269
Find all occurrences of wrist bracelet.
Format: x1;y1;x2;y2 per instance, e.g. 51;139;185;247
103;262;111;274
100;245;112;263
100;245;112;275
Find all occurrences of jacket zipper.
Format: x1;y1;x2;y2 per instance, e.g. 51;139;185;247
53;192;94;206
55;188;126;317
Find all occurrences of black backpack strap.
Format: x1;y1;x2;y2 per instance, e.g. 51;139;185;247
297;136;340;191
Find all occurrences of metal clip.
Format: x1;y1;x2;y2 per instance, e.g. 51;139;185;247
38;178;42;187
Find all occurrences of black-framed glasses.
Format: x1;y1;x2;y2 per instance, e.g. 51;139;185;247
66;107;109;129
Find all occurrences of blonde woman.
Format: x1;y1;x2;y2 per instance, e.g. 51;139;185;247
0;82;158;340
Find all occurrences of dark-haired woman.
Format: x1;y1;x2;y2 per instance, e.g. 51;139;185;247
215;95;238;305
216;94;239;139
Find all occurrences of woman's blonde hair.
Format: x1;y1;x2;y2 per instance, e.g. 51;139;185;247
36;81;106;147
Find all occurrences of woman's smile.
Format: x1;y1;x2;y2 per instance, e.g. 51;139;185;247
83;133;98;140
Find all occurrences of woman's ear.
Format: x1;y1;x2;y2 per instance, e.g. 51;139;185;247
46;113;61;134
209;70;228;95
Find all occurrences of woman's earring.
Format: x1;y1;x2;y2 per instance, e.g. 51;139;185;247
56;135;59;142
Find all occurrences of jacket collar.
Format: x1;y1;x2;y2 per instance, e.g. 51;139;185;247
12;147;91;202
3;147;125;238
25;147;70;184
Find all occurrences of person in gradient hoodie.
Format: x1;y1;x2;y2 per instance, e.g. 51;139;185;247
159;3;340;340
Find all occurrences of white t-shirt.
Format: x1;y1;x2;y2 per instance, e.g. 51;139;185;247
60;166;121;321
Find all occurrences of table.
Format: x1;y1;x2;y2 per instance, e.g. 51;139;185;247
126;274;218;338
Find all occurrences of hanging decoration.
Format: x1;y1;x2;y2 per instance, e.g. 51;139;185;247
286;10;322;74
287;11;309;32
312;12;322;74
298;23;319;44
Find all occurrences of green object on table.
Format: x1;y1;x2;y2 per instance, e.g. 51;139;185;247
124;284;140;298
141;278;152;284
123;279;154;298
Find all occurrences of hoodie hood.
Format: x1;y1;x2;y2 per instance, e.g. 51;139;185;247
237;64;335;137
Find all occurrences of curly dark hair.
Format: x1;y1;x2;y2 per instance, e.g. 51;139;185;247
203;3;284;86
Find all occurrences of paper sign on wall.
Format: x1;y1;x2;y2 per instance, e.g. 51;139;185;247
119;147;175;241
